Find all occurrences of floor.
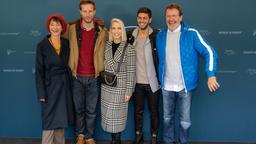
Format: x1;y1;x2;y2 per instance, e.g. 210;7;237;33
0;138;255;144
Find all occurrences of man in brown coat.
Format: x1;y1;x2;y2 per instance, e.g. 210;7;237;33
65;0;107;144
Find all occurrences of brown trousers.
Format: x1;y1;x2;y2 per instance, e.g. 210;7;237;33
42;129;65;144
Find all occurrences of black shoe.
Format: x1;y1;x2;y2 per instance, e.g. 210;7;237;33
151;137;157;144
111;133;121;144
151;133;157;144
111;140;121;144
135;132;143;144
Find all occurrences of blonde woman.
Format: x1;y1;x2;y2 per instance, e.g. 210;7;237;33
101;18;136;144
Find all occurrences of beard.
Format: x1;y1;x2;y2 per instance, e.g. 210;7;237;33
138;23;149;30
82;17;94;24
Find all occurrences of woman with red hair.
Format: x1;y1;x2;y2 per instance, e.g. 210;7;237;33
35;14;74;144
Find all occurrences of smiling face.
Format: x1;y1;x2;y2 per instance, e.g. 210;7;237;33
165;8;183;31
110;21;122;42
49;19;63;37
80;3;96;24
137;12;152;30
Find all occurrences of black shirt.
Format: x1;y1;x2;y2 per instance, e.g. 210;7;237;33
112;42;121;57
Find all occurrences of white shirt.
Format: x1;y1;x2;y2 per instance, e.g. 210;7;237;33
164;25;185;92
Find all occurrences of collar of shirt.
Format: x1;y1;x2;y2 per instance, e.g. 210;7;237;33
80;18;95;31
168;25;181;33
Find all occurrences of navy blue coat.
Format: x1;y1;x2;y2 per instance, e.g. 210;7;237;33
35;36;74;130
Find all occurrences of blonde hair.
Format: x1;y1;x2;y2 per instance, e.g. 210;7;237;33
108;18;127;42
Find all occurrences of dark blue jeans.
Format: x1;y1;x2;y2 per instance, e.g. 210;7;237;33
73;76;100;139
162;89;192;144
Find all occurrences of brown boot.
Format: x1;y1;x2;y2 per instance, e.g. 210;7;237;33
76;135;85;144
86;139;96;144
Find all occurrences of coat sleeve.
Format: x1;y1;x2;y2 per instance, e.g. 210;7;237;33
35;42;46;100
192;30;218;77
126;30;135;45
156;31;164;86
125;44;136;96
62;24;70;40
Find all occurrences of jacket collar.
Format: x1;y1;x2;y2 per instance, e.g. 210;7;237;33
163;21;189;33
132;26;153;38
77;18;100;32
105;41;127;73
167;25;181;33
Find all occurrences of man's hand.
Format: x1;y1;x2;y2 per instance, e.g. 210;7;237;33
40;98;45;102
207;76;220;92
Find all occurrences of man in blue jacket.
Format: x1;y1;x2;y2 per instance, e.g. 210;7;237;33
156;3;220;144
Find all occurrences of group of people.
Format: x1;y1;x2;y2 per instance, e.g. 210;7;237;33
35;0;220;144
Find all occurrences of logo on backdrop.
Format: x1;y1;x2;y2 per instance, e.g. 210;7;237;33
217;70;238;74
218;31;242;35
7;49;16;56
253;29;256;37
24;51;36;55
2;69;24;73
199;30;211;36
30;30;41;37
32;68;35;74
247;69;256;75
224;49;235;56
125;26;137;29
243;50;256;55
0;32;20;36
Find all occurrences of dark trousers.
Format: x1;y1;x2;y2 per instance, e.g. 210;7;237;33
133;83;160;135
111;132;121;144
73;76;100;139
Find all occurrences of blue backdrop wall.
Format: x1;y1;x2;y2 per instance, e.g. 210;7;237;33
0;0;256;142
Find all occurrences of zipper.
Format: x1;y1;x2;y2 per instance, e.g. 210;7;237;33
179;63;187;93
179;32;187;92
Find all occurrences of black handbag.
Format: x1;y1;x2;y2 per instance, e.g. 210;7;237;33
99;71;117;86
100;43;128;87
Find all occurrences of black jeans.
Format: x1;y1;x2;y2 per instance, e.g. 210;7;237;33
73;76;100;139
133;83;160;135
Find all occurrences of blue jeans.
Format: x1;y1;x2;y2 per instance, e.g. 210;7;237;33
162;89;192;144
73;76;100;139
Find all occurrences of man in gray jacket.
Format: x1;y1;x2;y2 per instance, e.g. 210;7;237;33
127;7;160;144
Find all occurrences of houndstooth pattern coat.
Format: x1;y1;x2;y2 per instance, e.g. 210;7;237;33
101;41;136;133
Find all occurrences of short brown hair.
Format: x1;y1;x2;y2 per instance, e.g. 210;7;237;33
137;7;152;18
79;0;96;10
165;3;183;16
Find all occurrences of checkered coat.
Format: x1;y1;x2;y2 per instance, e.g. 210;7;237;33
101;41;136;133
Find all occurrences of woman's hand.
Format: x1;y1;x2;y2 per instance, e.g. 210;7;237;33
124;95;131;102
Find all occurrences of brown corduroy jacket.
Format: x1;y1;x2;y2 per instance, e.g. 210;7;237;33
64;19;108;77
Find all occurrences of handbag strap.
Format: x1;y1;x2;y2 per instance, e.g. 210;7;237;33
116;42;128;73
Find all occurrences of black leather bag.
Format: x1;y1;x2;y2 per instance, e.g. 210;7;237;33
100;43;128;87
99;71;117;87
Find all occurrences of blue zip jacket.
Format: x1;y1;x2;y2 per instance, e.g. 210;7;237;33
156;22;218;91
